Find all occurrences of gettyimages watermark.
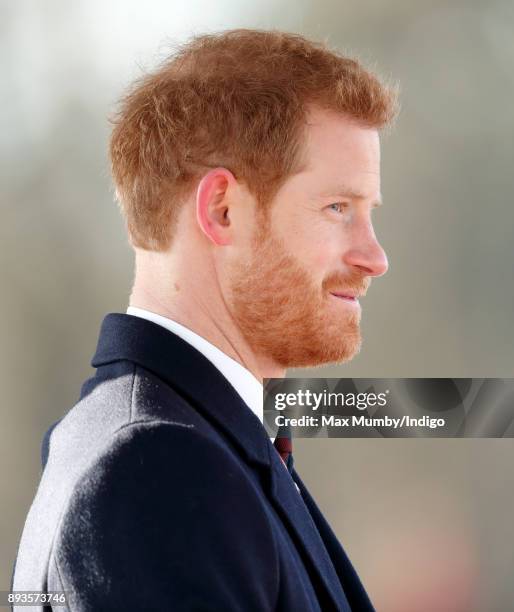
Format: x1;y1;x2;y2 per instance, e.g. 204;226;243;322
263;379;514;438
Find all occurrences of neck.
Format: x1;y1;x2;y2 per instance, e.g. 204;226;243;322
129;272;286;384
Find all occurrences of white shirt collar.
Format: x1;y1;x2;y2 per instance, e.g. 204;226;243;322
126;306;264;424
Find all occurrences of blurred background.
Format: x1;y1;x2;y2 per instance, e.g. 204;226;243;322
2;0;513;610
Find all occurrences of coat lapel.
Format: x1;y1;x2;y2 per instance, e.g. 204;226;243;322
268;450;352;611
292;470;376;611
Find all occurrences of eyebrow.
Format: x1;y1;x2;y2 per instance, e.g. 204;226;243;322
319;185;383;207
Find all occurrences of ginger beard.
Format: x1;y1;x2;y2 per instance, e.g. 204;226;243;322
229;218;370;369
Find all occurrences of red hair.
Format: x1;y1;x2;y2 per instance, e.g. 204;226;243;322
109;29;398;250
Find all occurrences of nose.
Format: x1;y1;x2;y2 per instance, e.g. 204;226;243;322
343;223;389;278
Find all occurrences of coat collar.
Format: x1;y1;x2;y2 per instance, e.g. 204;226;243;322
91;313;353;611
91;312;270;469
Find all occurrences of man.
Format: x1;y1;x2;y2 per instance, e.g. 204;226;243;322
12;29;397;611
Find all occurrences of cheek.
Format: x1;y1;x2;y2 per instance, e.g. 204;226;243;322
305;235;341;274
273;211;342;278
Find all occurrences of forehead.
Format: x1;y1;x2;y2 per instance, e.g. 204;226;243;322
295;108;381;196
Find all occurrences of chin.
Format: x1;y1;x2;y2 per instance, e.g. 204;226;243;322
275;331;363;369
325;338;362;367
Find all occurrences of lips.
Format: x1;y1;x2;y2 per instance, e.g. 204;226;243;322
330;292;359;300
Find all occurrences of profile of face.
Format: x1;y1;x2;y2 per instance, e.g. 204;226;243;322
228;108;388;369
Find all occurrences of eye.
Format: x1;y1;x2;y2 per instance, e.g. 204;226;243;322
327;202;348;213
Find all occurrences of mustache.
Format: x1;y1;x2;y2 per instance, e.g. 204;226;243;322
322;272;371;297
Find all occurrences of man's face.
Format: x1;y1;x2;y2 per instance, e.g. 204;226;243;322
229;108;388;368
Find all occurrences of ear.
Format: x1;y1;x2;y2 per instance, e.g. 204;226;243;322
195;168;237;246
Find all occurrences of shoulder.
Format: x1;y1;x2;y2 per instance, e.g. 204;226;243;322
42;363;213;472
76;362;208;428
57;421;271;535
65;421;253;508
